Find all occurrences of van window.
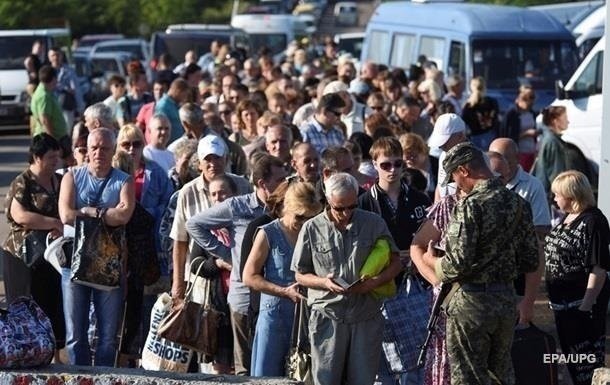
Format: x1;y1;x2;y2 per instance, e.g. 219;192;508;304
390;33;416;69
420;36;445;70
248;34;287;55
448;41;466;79
572;51;603;97
0;36;49;70
367;30;390;64
472;39;578;90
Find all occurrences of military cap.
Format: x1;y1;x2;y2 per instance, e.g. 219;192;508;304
442;142;484;186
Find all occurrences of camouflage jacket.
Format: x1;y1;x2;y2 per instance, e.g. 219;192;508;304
435;178;538;284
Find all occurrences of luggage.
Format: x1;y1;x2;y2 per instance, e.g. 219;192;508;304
511;323;558;385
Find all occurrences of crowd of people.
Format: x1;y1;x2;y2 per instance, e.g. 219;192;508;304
2;35;608;385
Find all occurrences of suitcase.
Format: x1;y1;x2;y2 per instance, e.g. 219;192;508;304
511;323;558;385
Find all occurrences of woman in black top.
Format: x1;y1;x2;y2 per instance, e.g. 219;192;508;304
545;170;610;385
461;76;499;151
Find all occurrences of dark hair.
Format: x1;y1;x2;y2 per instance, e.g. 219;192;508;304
29;133;60;164
209;174;237;194
436;101;456;117
541;105;566;126
230;83;249;95
182;63;202;79
251;153;286;185
38;65;56;84
403;167;427;192
321;146;351;173
372;126;395;142
396;96;421;109
108;74;126;87
349;132;373;161
249;90;268;113
316;93;345;113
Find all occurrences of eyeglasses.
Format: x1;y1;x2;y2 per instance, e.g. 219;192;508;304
330;203;358;212
378;160;404;172
120;140;143;149
328;109;341;117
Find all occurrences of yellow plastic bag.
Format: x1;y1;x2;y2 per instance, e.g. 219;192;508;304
360;238;396;299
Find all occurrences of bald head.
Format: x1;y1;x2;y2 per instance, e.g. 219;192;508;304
489;138;519;178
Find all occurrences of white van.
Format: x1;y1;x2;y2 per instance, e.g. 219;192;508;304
361;1;579;114
572;4;605;59
0;28;70;122
552;36;605;170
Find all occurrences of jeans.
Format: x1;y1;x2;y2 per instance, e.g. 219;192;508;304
61;268;124;366
375;353;424;385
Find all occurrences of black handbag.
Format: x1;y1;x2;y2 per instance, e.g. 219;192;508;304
126;203;160;285
71;215;123;290
19;230;50;267
58;90;76;111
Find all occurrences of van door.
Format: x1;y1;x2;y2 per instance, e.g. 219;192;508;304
561;49;603;166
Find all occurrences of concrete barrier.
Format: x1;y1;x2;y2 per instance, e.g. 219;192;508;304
0;365;301;385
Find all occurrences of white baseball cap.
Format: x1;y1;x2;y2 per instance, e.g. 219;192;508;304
323;80;349;96
428;113;466;148
197;134;227;160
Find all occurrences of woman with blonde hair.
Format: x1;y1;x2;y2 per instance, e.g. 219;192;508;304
399;133;438;198
545;170;609;385
461;76;499;151
115;124;174;364
243;181;322;377
417;79;442;122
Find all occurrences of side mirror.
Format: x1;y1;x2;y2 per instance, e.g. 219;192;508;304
555;80;566;100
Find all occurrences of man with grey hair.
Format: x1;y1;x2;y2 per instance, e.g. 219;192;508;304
292;173;402;385
264;123;292;163
84;102;115;131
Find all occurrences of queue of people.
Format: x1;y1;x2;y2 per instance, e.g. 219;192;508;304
1;35;607;385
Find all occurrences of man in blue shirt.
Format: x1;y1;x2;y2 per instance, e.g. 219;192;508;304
299;93;346;155
186;154;288;375
155;78;189;143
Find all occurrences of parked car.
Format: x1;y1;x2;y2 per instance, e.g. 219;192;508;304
89;38;152;80
0;28;70;123
76;34;125;52
151;25;251;69
334;2;358;26
87;51;131;103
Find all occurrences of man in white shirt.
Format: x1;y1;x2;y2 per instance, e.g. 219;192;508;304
143;114;175;173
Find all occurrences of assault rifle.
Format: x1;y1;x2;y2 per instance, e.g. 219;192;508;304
417;282;454;368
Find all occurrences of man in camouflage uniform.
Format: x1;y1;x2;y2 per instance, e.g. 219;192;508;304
423;143;538;385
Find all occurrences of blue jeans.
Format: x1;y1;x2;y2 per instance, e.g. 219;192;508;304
375;354;425;385
61;268;124;366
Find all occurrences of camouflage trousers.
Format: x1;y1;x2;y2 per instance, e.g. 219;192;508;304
445;288;516;385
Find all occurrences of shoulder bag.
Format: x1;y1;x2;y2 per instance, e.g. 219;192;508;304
157;257;223;355
285;297;313;384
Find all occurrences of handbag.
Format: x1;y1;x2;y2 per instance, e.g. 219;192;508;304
285;298;313;385
43;234;73;273
71;215;124;290
381;275;431;373
141;293;194;372
157;257;222;355
58;89;76;111
19;230;49;267
0;297;55;369
126;203;160;286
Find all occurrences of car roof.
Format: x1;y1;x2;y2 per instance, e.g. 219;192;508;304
92;38;147;47
0;28;70;37
371;1;573;39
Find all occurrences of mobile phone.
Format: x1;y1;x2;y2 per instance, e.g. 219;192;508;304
332;277;363;290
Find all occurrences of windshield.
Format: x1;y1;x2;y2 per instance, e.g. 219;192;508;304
90;58;122;76
96;44;145;60
472;39;578;89
0;36;42;70
337;37;363;60
152;33;230;61
248;34;287;55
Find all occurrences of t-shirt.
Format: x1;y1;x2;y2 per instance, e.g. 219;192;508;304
143;145;175;173
545;207;610;303
30;83;68;139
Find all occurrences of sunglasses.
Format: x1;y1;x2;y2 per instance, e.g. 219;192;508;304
328;109;342;117
330;203;358;212
378;160;404;172
120;140;143;149
74;147;87;155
